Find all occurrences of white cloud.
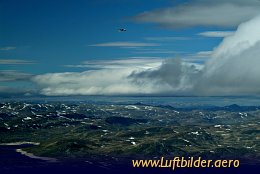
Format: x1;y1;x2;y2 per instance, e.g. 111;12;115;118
181;51;212;63
89;41;159;47
132;50;181;54
0;46;16;51
0;70;35;95
0;59;35;65
196;51;212;56
195;15;260;95
32;58;171;96
65;58;162;69
0;71;33;82
145;37;191;41
198;31;235;37
211;17;260;59
32;58;203;96
32;68;170;96
33;15;260;96
128;59;202;94
133;0;260;28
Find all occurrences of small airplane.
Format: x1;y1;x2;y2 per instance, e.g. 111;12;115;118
118;28;127;32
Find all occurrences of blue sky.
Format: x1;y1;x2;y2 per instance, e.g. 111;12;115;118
1;0;260;96
0;0;222;73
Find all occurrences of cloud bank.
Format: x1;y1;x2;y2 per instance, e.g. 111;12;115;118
133;0;260;28
196;15;260;95
32;68;166;96
33;15;260;96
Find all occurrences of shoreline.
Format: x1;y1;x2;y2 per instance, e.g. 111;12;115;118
16;149;58;163
0;141;58;163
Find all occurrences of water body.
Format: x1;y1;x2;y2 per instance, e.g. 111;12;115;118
0;142;117;174
0;143;259;174
0;142;57;173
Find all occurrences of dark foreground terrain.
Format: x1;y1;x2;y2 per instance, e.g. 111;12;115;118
0;101;259;173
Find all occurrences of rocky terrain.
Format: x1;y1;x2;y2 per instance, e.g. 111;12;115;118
0;101;259;169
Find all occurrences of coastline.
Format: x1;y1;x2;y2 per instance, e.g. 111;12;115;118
16;149;58;163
